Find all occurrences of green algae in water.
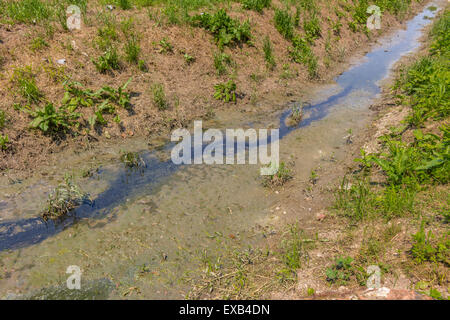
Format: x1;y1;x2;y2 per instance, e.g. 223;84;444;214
26;279;114;300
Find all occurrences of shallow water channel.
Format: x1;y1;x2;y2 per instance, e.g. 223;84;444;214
0;4;441;299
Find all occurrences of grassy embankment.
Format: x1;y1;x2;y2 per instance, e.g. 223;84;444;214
0;0;424;171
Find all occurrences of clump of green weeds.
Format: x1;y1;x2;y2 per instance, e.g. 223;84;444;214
191;9;251;49
120;151;146;169
0;0;52;24
280;63;297;79
96;14;119;50
298;0;317;13
241;0;271;13
42;61;67;83
124;34;141;64
277;224;311;282
309;169;318;184
350;0;369;30
337;169;415;222
262;161;293;188
26;103;80;133
326;256;352;283
0;110;6;129
332;19;342;36
397;56;449;127
158;37;173;54
10;66;43;104
289;36;318;78
333;176;374;221
0;134;9;151
263;36;276;70
30;36;49;52
95;78;133;110
183;53;195;64
303;13;321;43
151;83;168;110
22;78;132;133
138;59;148;72
42;176;88;220
287;102;303;126
64;78;132;129
274;8;294;40
357;127;450;186
307;287;315;296
159;4;184;25
117;0;132;10
411;222;449;265
213;52;232;75
430;9;450;56
380;185;416;219
214;80;237;103
92;48;121;73
346;0;413;34
325;256;366;285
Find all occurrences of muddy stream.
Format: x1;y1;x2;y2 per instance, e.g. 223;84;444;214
0;4;441;299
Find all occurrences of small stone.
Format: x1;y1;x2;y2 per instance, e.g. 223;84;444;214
375;287;390;298
56;59;66;65
364;287;391;298
316;212;326;221
106;5;115;10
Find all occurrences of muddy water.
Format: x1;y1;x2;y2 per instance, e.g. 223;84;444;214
0;5;441;299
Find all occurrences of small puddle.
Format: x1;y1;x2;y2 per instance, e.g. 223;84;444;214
0;4;441;299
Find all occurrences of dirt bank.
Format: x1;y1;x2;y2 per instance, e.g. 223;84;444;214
0;0;431;178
